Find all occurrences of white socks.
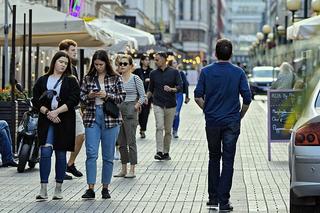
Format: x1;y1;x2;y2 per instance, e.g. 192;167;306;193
36;183;63;200
36;183;48;200
53;182;63;200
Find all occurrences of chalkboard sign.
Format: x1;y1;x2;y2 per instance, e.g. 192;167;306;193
267;89;302;161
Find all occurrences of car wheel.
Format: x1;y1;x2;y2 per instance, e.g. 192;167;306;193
290;189;316;213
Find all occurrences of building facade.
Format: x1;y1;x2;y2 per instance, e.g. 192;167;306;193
173;0;212;60
224;0;265;64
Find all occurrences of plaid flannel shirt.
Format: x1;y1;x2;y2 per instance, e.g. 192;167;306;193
80;74;126;128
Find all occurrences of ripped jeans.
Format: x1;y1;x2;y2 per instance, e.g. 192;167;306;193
39;125;66;183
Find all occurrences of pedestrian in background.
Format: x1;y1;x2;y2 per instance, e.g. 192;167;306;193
114;54;145;178
134;54;153;139
58;39;85;180
147;52;182;161
194;39;251;211
271;62;296;89
81;50;126;199
32;51;80;200
0;120;18;167
167;58;190;139
113;54;124;161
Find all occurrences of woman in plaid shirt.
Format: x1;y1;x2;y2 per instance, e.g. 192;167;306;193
80;50;126;199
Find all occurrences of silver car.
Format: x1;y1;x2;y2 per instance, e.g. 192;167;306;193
289;79;320;212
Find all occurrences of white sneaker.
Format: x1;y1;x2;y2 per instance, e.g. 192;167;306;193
114;150;120;160
173;131;179;138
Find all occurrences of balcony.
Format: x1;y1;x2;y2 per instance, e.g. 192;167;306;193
176;20;208;31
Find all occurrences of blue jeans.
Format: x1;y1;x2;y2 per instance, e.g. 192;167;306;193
85;105;120;185
172;93;184;132
205;122;240;205
39;125;67;183
0;120;14;164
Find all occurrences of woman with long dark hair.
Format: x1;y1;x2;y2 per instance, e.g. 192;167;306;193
81;50;126;199
32;51;80;200
133;54;153;138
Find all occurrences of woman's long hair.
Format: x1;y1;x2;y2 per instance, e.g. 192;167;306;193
46;51;72;76
87;50;119;78
139;54;150;68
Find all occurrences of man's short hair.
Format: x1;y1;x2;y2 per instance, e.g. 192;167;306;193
155;51;167;59
58;39;77;51
215;39;232;60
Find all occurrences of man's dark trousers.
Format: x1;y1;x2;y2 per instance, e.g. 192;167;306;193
205;122;240;205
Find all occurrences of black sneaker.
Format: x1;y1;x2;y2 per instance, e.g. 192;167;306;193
101;188;111;199
162;153;171;160
206;199;218;208
64;174;72;180
140;131;146;139
67;164;83;177
219;202;233;212
1;160;18;167
154;152;163;160
82;189;95;199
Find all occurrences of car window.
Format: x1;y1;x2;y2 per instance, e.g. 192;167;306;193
315;91;320;108
252;69;274;78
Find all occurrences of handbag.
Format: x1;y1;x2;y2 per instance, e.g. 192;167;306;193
94;76;119;118
103;99;119;118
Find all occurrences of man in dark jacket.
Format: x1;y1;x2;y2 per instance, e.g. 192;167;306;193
194;39;251;211
147;52;182;160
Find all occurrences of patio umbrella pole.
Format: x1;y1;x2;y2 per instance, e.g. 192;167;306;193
22;13;26;89
28;9;32;97
3;0;9;89
79;49;84;86
35;44;39;81
10;5;16;152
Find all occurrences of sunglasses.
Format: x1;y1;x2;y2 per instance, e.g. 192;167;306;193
119;62;129;67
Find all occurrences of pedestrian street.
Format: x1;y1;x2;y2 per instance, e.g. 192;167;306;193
0;94;289;212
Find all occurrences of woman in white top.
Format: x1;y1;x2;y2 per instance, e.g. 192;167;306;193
114;54;145;178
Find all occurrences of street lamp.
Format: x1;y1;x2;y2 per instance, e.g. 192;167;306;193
287;0;301;23
312;0;320;14
276;25;286;44
262;24;272;35
256;32;264;41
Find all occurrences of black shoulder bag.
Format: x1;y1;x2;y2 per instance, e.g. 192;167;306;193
94;76;119;118
39;75;64;101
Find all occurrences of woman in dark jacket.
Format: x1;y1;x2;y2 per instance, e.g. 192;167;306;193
133;54;153;138
32;51;80;200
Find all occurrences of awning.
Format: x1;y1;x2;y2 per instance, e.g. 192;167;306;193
88;18;138;50
287;15;320;40
89;18;156;47
0;2;113;47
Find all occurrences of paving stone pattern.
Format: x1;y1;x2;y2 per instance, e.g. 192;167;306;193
0;94;289;212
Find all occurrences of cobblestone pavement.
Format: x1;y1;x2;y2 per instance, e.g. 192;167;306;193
0;93;289;213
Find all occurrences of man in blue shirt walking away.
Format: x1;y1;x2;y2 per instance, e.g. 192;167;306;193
194;39;251;212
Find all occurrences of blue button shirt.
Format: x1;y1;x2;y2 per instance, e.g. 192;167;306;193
194;62;252;127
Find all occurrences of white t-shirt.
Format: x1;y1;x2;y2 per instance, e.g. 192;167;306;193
95;82;105;105
47;75;62;110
